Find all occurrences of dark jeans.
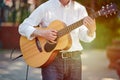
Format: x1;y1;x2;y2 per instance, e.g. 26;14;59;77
41;51;82;80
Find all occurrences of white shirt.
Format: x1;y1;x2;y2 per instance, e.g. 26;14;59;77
18;0;96;51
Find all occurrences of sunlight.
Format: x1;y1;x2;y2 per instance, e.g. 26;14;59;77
0;69;9;74
81;53;88;59
9;66;22;70
102;78;117;80
82;65;87;71
32;68;41;74
15;61;24;66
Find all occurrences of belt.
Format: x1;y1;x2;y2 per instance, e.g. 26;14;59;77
57;51;81;59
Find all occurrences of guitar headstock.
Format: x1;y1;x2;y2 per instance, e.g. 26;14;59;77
98;3;118;17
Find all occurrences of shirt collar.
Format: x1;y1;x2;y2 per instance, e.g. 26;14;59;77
55;0;73;8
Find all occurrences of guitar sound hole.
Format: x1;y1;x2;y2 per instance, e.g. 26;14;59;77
44;41;57;52
35;38;42;52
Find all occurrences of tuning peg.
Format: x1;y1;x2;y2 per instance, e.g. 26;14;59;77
114;11;116;14
110;3;114;7
105;15;108;18
110;13;112;16
106;4;109;9
102;6;105;9
110;3;113;5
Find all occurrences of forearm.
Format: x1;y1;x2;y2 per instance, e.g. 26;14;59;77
87;30;95;37
79;25;96;42
31;29;43;38
18;23;36;40
83;16;96;37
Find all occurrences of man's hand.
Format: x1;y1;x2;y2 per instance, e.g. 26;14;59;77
32;29;58;43
83;16;96;37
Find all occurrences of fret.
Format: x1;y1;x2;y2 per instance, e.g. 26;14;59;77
57;19;83;38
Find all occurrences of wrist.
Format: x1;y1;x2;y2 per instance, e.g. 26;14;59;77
31;29;40;37
87;30;95;37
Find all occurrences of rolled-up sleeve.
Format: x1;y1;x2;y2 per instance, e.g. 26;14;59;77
77;6;96;43
19;21;36;40
18;5;45;40
78;25;96;43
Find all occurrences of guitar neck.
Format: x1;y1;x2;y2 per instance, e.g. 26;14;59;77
57;11;99;38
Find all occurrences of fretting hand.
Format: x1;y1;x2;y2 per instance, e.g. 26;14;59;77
83;16;96;37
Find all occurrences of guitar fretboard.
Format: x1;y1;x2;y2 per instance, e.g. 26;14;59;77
57;11;99;38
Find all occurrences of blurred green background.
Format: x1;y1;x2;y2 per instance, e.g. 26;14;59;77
0;0;120;49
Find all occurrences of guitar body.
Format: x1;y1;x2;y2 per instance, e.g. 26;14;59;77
20;20;72;68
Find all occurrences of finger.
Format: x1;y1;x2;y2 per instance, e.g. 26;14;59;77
85;18;92;23
83;21;87;26
49;30;57;36
51;29;58;33
85;16;94;23
52;32;57;36
83;20;89;26
85;18;94;26
49;34;57;41
51;40;57;43
49;39;57;43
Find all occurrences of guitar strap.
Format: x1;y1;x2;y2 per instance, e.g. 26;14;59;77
10;48;29;80
10;48;23;60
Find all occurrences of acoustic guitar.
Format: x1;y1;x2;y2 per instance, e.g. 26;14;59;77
20;3;118;68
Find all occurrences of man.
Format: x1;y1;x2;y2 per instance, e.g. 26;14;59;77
19;0;96;80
